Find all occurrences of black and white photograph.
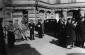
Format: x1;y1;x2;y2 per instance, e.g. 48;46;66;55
0;0;85;55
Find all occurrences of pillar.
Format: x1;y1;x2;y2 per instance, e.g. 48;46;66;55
80;8;85;17
42;11;45;36
62;9;68;25
62;9;68;19
27;10;29;24
34;7;37;24
44;11;47;19
10;10;13;21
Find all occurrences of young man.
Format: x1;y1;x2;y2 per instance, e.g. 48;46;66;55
29;20;35;40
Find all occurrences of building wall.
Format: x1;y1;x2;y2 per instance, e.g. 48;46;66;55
0;0;3;18
60;0;70;3
0;0;3;8
12;0;35;4
76;0;85;2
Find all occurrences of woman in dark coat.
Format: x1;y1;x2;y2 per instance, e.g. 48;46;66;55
0;19;7;55
65;18;76;49
76;17;85;48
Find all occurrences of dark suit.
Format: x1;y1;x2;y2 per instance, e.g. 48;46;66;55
29;23;35;40
57;21;67;47
37;22;42;38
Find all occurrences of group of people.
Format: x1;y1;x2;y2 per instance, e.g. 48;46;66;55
1;15;85;55
55;17;85;49
0;19;43;55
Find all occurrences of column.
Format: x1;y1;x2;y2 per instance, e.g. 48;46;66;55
42;11;45;36
80;8;85;17
62;9;68;25
62;9;68;19
44;11;47;20
27;10;29;24
10;10;13;21
34;6;37;24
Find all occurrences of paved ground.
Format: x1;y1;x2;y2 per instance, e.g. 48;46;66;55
7;31;85;55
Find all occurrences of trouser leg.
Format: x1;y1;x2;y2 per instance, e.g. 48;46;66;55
80;41;84;48
30;33;32;40
39;31;42;38
32;33;34;40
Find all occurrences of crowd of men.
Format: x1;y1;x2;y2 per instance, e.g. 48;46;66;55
55;17;85;49
1;15;85;55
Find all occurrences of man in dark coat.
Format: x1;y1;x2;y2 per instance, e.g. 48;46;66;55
7;21;15;48
57;19;66;40
29;20;35;40
57;19;67;47
65;18;76;49
0;19;7;55
76;17;85;48
37;20;42;38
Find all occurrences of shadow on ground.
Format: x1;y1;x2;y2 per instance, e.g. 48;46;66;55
66;53;85;55
7;44;41;55
50;39;67;48
44;31;54;37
